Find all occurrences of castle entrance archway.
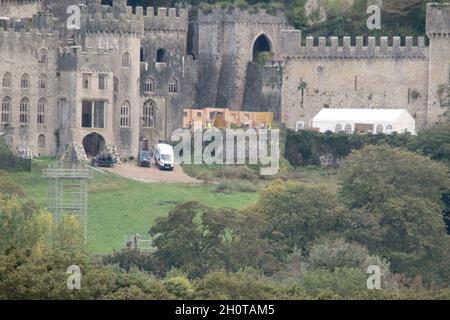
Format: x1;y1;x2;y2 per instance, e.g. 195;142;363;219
252;34;272;62
82;132;105;157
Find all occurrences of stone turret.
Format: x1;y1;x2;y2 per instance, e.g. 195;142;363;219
426;3;450;125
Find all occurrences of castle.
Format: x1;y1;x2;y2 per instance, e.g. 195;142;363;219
0;0;449;158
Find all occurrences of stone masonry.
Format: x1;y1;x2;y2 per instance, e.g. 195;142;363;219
0;1;449;158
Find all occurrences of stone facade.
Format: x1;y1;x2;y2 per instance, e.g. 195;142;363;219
0;1;450;158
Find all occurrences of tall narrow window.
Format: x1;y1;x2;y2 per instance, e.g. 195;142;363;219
143;100;156;128
38;74;47;89
21;74;29;89
81;100;106;128
37;98;46;124
19;98;29;124
82;100;92;128
335;123;342;133
94;101;105;128
122;52;131;68
145;78;154;93
120;101;130;127
113;77;119;93
38;134;46;150
1;97;11;124
38;48;48;64
2;72;11;88
140;47;145;62
82;73;91;89
168;77;178;94
98;74;107;90
156;48;166;63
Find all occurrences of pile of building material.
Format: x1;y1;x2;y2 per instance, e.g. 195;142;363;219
57;144;88;163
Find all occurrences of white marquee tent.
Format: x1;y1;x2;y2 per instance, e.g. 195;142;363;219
311;108;416;135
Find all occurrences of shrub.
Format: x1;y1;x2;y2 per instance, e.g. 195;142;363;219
215;179;259;193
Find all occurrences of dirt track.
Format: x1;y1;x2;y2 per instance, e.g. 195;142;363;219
101;161;201;184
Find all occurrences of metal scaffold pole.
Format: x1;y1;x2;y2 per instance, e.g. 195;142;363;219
43;161;92;241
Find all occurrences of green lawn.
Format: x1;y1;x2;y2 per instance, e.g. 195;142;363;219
8;159;258;254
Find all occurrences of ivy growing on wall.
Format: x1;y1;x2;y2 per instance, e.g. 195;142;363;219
284;129;412;167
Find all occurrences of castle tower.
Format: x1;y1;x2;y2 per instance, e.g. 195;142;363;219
426;3;450;126
58;0;144;158
194;7;293;109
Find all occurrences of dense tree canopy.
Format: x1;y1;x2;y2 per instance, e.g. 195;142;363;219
255;181;347;253
149;201;278;276
339;144;450;209
339;145;450;282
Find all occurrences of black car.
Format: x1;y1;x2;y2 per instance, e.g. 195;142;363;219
138;150;151;167
91;153;116;167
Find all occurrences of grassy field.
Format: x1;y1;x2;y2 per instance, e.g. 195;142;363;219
7;158;259;254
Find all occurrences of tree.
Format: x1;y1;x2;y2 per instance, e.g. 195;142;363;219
339;144;450;209
307;237;371;272
149;201;277;276
296;267;368;298
0;194;49;253
338;145;450;283
103;248;164;276
149;202;231;276
407;123;450;163
194;271;282;300
255;181;347;253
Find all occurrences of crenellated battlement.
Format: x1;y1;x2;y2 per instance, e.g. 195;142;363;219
0;0;43;8
83;13;144;35
0;12;58;34
83;0;187;33
197;7;289;26
141;7;188;31
0;27;58;51
281;31;428;59
0;0;44;19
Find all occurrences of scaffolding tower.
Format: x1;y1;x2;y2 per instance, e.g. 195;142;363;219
43;161;92;240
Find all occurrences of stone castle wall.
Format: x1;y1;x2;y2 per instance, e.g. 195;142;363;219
0;0;43;19
0;28;59;157
278;34;429;129
1;1;450;159
195;7;292;109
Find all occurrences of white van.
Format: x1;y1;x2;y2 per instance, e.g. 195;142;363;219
154;143;175;171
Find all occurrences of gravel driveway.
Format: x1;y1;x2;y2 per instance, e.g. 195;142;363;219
101;161;201;184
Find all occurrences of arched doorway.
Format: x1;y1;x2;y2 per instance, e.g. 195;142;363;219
252;34;272;62
82;133;105;157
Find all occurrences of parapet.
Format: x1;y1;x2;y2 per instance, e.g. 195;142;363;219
0;0;44;19
0;28;58;51
142;7;188;31
197;6;290;26
83;0;186;33
281;35;428;59
426;3;450;37
81;2;143;35
0;11;58;34
83;12;144;35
